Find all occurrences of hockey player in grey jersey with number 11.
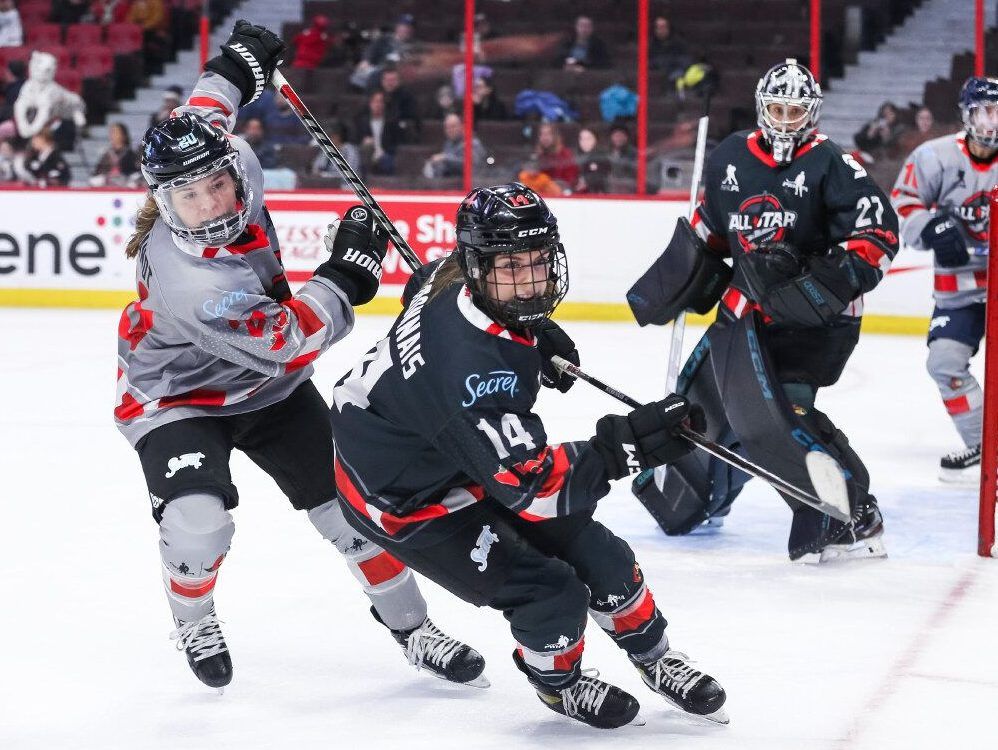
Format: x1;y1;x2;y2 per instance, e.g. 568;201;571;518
891;77;998;483
113;21;485;691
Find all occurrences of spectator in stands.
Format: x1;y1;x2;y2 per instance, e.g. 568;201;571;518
311;120;361;183
15;51;87;152
264;93;311;146
533;121;579;189
854;101;907;159
432;84;458;120
422;112;485;179
377;66;421;142
239;117;279;170
17;128;70;187
355;89;401;176
556;16;611;71
607;123;637;183
351;13;417;91
149;85;183;129
0;139;16;182
649;17;691;83
292;14;332;70
0;0;23;48
90;121;141;187
53;0;89;25
471;76;508;121
517;156;563;197
897;105;946;153
128;0;171;76
0;59;26;131
452;60;493;99
89;0;131;25
574;127;609;194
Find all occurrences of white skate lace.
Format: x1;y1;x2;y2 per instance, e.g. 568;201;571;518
944;444;981;463
562;669;610;718
170;612;227;662
646;652;702;699
405;618;463;671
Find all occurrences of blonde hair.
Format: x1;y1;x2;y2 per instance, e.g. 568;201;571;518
426;253;466;302
125;195;160;259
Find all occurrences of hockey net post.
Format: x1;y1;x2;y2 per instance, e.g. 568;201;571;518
979;186;998;556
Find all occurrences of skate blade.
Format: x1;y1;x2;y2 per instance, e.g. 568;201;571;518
938;466;980;485
629;712;647;726
657;693;730;725
216;687;225;696
429;670;491;689
818;533;887;563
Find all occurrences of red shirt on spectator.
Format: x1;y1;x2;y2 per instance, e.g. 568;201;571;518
292;15;331;70
537;145;579;188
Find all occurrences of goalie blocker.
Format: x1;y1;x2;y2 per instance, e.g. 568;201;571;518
626;217;733;327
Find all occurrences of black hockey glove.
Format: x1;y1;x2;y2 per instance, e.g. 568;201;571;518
920;208;969;268
315;205;387;306
757;249;858;327
534;319;579;393
737;242;802;302
204;20;286;106
592;395;705;481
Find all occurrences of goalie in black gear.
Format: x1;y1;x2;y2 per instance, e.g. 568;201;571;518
331;183;728;729
629;59;898;563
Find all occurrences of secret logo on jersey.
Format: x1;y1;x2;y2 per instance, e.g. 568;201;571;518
729;194;798;251
462;370;519;407
956;191;990;241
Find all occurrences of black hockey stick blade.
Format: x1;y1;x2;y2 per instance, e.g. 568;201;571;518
550;355;852;522
271;69;422;273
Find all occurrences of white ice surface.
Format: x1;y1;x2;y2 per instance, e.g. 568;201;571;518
2;309;996;750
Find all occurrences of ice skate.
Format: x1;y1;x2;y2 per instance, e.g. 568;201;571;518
513;650;644;729
632;649;728;724
814;500;887;564
372;607;489;688
170;605;232;691
939;443;981;485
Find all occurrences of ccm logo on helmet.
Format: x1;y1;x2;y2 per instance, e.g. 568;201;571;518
516;227;549;238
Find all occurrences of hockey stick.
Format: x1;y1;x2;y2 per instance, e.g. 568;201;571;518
551;355;852;523
271;69;422;272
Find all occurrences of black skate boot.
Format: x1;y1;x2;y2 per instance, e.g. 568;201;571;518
816;498;887;563
632;650;728;724
513;650;642;729
169;605;232;690
372;607;489;688
939;443;981;484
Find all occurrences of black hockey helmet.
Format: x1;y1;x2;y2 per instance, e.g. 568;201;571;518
960;76;998;149
455;182;568;330
755;58;822;165
140;113;252;246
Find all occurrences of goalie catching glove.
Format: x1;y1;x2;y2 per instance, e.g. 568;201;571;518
315;205;388;306
205;20;286;106
592;395;705;480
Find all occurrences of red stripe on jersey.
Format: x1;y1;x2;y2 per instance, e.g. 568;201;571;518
537;445;570;498
357;552;406;586
746;130;778;167
553;639;586;672
159;388;227;408
612;589;657;634
187;96;232;116
934;272;988;292
380;504;449;536
845;238;886;268
891;187;921;199
283;298;325;337
896;203;925;217
170;574;217;599
958;135;998;172
484;322;535;346
118;285;154;351
285;349;320;374
335;459;373;519
225;224;270;254
114;392;144;421
116;367;122;381
944;394;971;415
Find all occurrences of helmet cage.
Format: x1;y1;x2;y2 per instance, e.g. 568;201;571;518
460;237;569;330
755;60;822;164
148;150;252;246
963;103;998;149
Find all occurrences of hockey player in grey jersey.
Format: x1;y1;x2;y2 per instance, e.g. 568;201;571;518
891;77;998;483
114;21;485;690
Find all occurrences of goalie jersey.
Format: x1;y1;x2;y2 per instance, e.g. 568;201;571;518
331;262;612;546
891;131;998;309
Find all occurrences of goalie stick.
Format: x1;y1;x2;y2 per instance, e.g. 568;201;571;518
551;355;852;523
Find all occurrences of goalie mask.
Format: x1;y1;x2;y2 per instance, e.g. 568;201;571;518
456;183;568;330
755;58;823;165
960;76;998;149
141;113;253;246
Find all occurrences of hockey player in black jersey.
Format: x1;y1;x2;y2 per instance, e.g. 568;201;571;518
330;183;727;729
628;59;898;563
